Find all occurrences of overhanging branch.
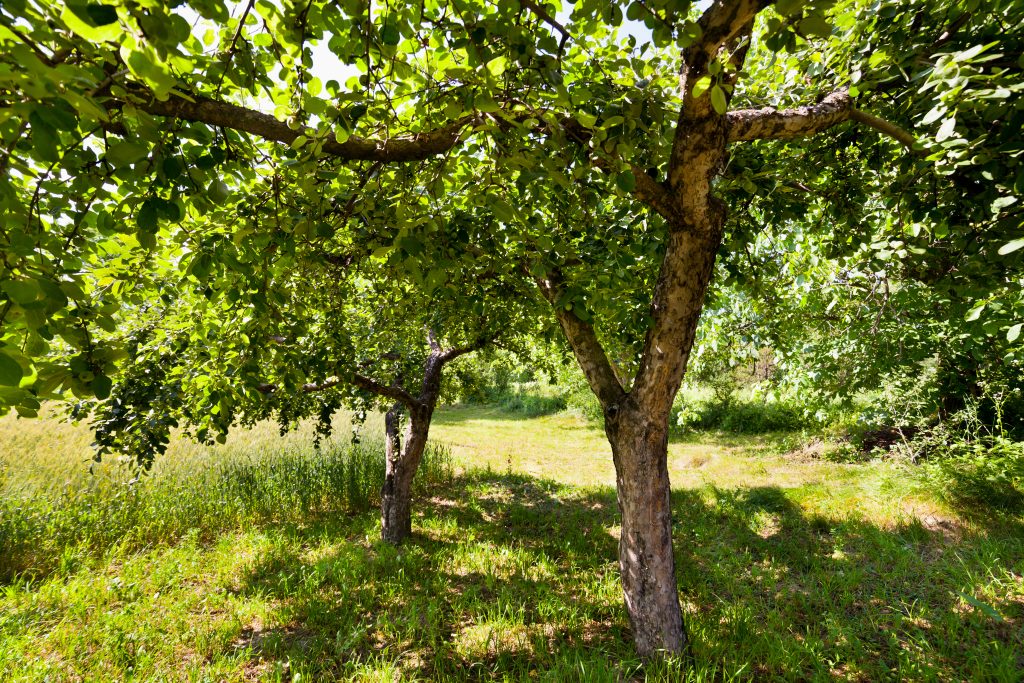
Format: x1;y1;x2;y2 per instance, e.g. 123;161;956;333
353;373;418;406
849;109;917;149
119;90;482;162
727;90;917;149
255;371;416;406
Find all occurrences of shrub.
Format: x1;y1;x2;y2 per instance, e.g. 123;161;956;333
925;438;1024;512
497;390;567;418
894;394;1024;512
674;397;813;434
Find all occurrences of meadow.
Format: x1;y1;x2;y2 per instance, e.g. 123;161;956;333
1;405;1022;681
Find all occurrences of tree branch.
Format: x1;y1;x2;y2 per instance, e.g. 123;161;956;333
849;109;918;150
353;373;418;406
439;334;494;362
535;272;625;408
120;90;482;162
518;0;571;53
688;0;770;66
256;372;417;405
727;90;917;149
256;378;343;394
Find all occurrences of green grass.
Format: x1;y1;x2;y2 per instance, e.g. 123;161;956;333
1;405;1022;681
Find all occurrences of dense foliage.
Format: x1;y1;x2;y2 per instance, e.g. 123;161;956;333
3;0;1022;659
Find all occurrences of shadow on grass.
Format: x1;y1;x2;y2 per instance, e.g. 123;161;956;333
434;403;802;455
433;404;560;424
222;470;1024;682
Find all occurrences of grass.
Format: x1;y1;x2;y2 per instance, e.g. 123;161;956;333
1;405;1022;681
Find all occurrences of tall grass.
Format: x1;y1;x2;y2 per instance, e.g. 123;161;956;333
0;421;453;581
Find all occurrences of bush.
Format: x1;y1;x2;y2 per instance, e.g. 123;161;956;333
497;390;567;417
925;438;1024;512
892;395;1024;512
675;397;813;434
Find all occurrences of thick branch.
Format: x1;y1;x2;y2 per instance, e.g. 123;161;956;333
439;334;493;363
123;91;480;162
536;274;625;408
353;373;418;406
727;90;853;141
631;229;722;418
727;90;917;149
689;0;770;66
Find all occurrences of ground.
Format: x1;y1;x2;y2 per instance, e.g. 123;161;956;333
0;405;1021;681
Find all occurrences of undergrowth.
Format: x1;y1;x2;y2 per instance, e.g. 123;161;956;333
0;438;453;582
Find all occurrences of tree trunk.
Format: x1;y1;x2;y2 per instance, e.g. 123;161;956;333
605;399;688;658
381;403;432;545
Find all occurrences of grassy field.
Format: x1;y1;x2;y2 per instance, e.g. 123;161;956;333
1;405;1022;681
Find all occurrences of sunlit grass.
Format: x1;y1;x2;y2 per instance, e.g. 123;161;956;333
1;404;1022;681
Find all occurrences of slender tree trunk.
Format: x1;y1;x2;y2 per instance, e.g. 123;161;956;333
381;403;433;544
605;399;688;657
366;335;485;545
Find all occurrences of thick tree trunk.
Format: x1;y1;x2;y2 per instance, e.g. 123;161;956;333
605;400;688;658
381;403;432;545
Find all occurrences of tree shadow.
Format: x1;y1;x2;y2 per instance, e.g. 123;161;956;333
433;404;554;424
220;471;1024;681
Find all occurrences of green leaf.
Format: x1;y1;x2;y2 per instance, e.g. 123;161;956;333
616;170;637;193
162;156;185;179
381;23;401;46
957;592;1005;622
2;279;42;305
60;4;122;42
991;196;1017;212
710;85;727;115
0;351;24;386
106;141;149;167
29;112;59;162
935;116;957;142
491;199;515;223
775;0;803;15
964;303;985;322
798;15;832;38
85;4;118;26
998;238;1024;255
691;75;712;99
91;373;113;400
137;199;160;231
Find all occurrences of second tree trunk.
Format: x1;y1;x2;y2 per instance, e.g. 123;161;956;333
381;404;431;545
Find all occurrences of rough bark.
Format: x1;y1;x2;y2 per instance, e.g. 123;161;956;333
374;333;487;545
381;402;432;544
726;90;918;149
606;399;688;657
